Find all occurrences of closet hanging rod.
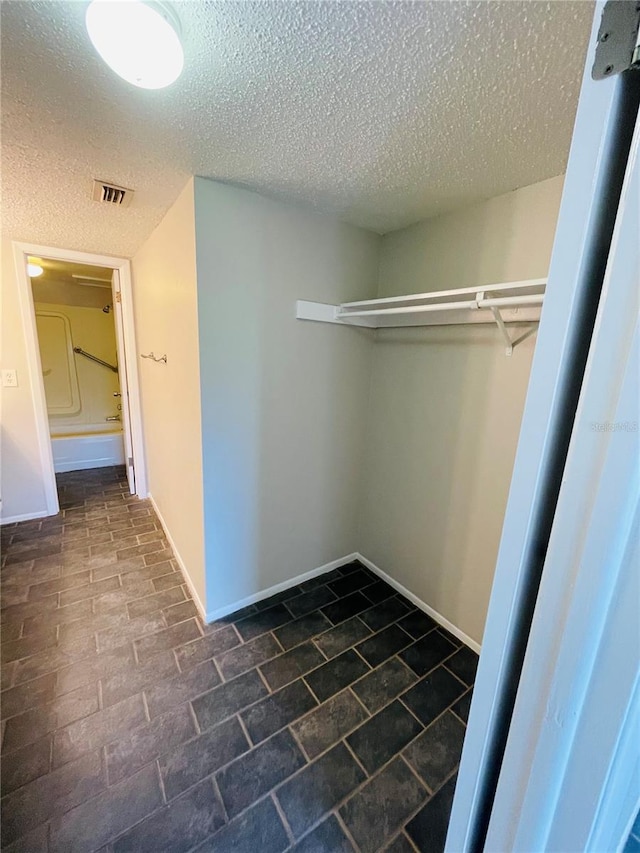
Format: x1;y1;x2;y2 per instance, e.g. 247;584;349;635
296;277;547;355
73;347;118;373
336;300;479;319
336;293;544;320
475;294;544;309
339;277;547;311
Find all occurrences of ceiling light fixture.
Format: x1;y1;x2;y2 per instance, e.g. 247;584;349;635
85;0;184;90
27;263;44;278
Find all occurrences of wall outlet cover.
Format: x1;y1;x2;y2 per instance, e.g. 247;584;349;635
2;369;18;387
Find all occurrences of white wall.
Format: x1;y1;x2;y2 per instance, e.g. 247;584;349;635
359;176;564;645
131;180;207;609
1;237;48;522
193;178;380;615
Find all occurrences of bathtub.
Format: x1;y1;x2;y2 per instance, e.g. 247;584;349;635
50;423;125;473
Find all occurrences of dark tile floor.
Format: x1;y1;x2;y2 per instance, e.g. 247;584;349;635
0;467;478;853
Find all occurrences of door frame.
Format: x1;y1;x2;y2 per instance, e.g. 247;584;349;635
447;2;640;849
12;241;147;514
485;108;640;852
111;269;137;495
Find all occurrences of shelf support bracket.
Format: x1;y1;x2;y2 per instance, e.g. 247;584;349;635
490;307;514;356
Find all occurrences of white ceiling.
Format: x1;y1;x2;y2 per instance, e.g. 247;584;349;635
1;0;594;257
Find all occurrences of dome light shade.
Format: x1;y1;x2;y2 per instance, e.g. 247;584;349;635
85;0;184;90
27;263;44;277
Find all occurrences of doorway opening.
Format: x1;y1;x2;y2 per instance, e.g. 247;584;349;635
13;243;147;515
33;258;129;479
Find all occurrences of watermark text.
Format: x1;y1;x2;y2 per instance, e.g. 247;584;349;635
590;421;638;432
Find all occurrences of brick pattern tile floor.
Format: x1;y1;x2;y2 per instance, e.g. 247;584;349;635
0;467;478;853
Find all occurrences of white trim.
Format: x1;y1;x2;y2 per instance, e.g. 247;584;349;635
356;553;481;654
11;242;148;514
13;244;60;517
0;510;49;526
446;5;634;848
111;270;135;495
598;679;640;853
139;504;481;654
114;263;148;497
205;553;361;623
148;493;207;622
485;106;640;853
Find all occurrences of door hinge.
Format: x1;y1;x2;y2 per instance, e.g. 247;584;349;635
115;291;122;303
128;456;134;467
592;0;640;79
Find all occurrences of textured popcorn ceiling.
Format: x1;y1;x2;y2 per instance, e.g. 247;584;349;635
1;0;593;257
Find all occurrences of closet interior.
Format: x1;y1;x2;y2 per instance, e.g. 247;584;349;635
289;176;562;651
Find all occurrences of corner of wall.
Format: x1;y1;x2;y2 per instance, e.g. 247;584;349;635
192;179;380;615
356;175;565;645
130;178;206;609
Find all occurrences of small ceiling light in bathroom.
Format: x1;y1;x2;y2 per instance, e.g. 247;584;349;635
27;262;43;277
85;0;184;90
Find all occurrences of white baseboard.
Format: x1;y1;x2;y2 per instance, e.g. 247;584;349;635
143;509;481;653
147;493;208;623
205;553;361;623
356;552;481;654
0;509;49;526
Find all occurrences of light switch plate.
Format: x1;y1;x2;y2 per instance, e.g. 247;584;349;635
2;369;18;387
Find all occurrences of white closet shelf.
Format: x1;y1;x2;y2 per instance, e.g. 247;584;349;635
296;277;546;356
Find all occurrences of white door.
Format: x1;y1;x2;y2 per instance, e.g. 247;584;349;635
485;106;640;853
447;1;640;848
112;270;136;494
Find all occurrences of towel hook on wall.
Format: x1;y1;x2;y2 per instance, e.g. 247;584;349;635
140;352;167;364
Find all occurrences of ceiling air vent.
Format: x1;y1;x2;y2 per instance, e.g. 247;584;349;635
91;180;134;208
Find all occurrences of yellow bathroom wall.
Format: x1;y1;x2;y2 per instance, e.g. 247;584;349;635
35;311;81;415
34;302;121;432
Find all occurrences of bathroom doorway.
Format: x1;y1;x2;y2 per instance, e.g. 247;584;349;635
13;243;146;515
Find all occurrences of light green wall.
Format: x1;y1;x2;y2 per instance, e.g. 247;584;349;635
194;178;380;615
131;180;207;610
358;176;565;645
